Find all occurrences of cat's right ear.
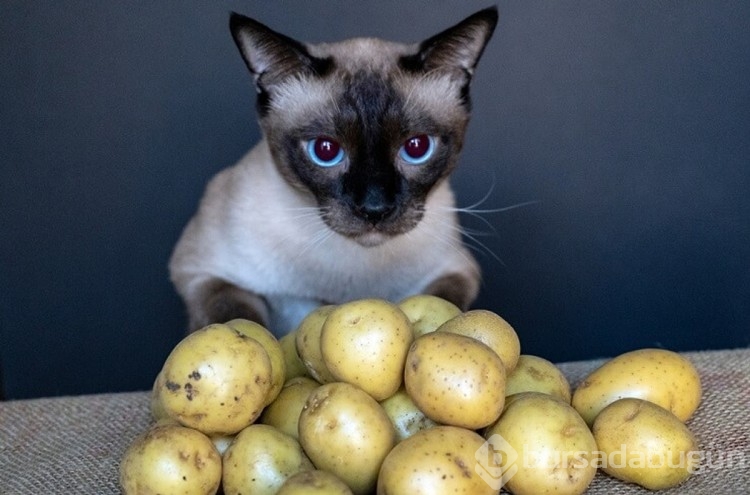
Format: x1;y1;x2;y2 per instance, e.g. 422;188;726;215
229;13;332;110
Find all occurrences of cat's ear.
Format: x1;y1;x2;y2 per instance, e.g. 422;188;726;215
229;13;331;103
403;7;498;77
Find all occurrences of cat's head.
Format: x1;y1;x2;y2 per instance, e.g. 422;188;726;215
230;8;497;246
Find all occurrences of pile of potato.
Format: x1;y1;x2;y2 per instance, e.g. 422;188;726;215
119;295;703;495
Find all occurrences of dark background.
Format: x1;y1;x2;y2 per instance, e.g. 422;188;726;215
2;1;748;400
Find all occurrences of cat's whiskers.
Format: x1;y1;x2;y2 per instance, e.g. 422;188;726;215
301;227;335;258
276;205;325;223
267;204;330;256
427;213;506;266
293;205;338;257
415;216;484;272
425;174;539;264
281;210;323;222
439;199;540;216
436;178;538;232
438;199;540;239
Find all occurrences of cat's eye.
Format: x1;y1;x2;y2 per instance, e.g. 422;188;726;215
307;137;345;167
399;134;435;165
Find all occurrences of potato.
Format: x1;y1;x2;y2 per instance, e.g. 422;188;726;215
277;470;354;495
377;425;496;495
222;424;314;495
149;371;169;421
397;294;462;337
437;309;521;372
404;331;506;429
295;305;338;383
320;298;413;400
505;354;571;402
280;330;309;381
157;323;272;435
260;376;320;440
485;392;597;495
572;348;702;425
225;318;286;405
379;387;439;442
592;398;699;490
298;382;396;495
119;423;221;495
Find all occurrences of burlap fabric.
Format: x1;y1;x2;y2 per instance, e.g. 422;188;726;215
1;348;748;494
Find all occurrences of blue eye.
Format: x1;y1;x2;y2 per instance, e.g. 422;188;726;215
399;134;435;165
307;137;345;167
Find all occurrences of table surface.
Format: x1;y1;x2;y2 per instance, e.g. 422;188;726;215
1;348;749;494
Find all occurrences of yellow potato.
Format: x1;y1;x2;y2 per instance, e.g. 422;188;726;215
572;348;702;425
149;371;169;421
277;470;354;495
222;424;314;495
119;423;221;495
279;330;309;381
436;309;521;372
298;382;396;495
320;298;413;400
404;332;506;429
157;323;272;435
225;318;286;405
260;376;320;440
379;387;438;442
505;354;571;402
295;305;337;383
377;425;496;495
592;398;700;490
397;294;462;337
485;392;597;495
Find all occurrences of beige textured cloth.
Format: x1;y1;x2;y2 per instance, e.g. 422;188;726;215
1;348;748;494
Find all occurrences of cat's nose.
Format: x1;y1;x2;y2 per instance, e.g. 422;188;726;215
357;188;396;223
358;201;395;223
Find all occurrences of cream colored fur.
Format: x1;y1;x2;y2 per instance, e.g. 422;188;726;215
169;139;479;335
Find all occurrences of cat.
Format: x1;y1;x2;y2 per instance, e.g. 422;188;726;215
169;7;498;336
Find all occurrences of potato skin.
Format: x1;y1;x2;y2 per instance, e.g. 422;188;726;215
259;376;320;440
592;398;699;490
436;309;521;372
379;387;438;442
505;354;572;402
225;318;287;406
157;323;272;435
320;298;413;401
222;424;314;495
397;294;462;337
404;332;506;429
279;330;309;381
572;348;702;425
295;305;338;383
119;423;221;495
298;382;396;495
485;392;597;495
277;470;354;495
377;425;496;495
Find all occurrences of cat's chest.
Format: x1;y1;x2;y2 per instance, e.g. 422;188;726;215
240;221;433;301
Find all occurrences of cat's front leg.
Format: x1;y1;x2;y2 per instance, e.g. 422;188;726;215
423;272;480;311
185;278;270;332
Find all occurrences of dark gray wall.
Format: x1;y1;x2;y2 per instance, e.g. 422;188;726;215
2;1;748;399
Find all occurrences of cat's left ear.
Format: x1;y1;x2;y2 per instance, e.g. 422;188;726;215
403;7;498;78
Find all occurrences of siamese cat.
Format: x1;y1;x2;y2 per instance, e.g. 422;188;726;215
169;7;498;336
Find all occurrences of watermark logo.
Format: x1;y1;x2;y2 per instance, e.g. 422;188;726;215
474;434;749;490
475;434;519;490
